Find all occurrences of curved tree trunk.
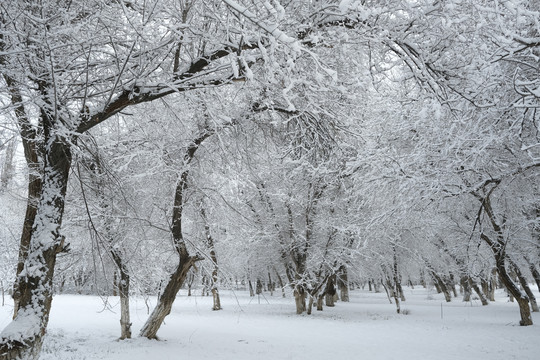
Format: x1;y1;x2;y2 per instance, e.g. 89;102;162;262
495;258;532;325
140;130;210;339
476;192;533;325
139;251;199;339
511;262;539;312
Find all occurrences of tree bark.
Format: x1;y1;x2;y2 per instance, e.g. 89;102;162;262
0;136;17;190
294;286;306;314
0;135;72;360
337;265;349;302
111;251;131;339
200;207;221;311
325;275;336;307
140;129;210;338
476;190;533;325
461;275;472;302
528;262;540;294
139;251;199;339
511;262;539;312
469;278;489;306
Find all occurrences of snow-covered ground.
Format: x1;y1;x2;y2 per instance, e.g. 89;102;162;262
1;287;539;359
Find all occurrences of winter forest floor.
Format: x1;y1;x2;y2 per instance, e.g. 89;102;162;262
1;287;539;360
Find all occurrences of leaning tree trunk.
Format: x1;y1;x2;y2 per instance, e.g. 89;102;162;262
511;262;539;312
140;131;209;339
495;257;533;325
469;278;489;306
527;262;540;294
139;249;199;339
0;136;72;360
477;191;533;325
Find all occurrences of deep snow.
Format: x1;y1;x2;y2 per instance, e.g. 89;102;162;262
1;287;539;359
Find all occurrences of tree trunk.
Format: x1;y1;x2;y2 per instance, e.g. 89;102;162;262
0;137;72;360
139;253;198;339
111;252;131;339
0;136;17;190
307;296;314;315
267;272;274;296
431;273;452;302
494;254;533;325
469;278;489;306
461;275;472;302
512;264;539;312
200;207;221;311
273;268;286;298
337;265;349;302
139;129;210;338
316;293;324;311
528;263;540;294
294;286;306;314
325;275;336;307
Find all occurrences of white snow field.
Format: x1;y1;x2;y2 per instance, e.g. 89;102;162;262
1;287;539;360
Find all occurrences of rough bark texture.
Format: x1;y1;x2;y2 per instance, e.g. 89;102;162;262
139;253;198;339
490;249;533;325
476;191;533;325
294;286;306;314
512;264;539;312
325;275;336;307
469;278;489;306
200;207;221;311
111;252;132;339
0;136;72;360
461;276;472;302
337;265;350;302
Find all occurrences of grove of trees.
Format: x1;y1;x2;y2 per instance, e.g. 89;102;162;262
0;1;539;359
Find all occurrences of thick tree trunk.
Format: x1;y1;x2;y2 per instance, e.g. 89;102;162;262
337;265;349;302
294;286;306;314
461;276;472;302
0;137;71;360
11;151;42;319
494;255;532;325
325;275;336;307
